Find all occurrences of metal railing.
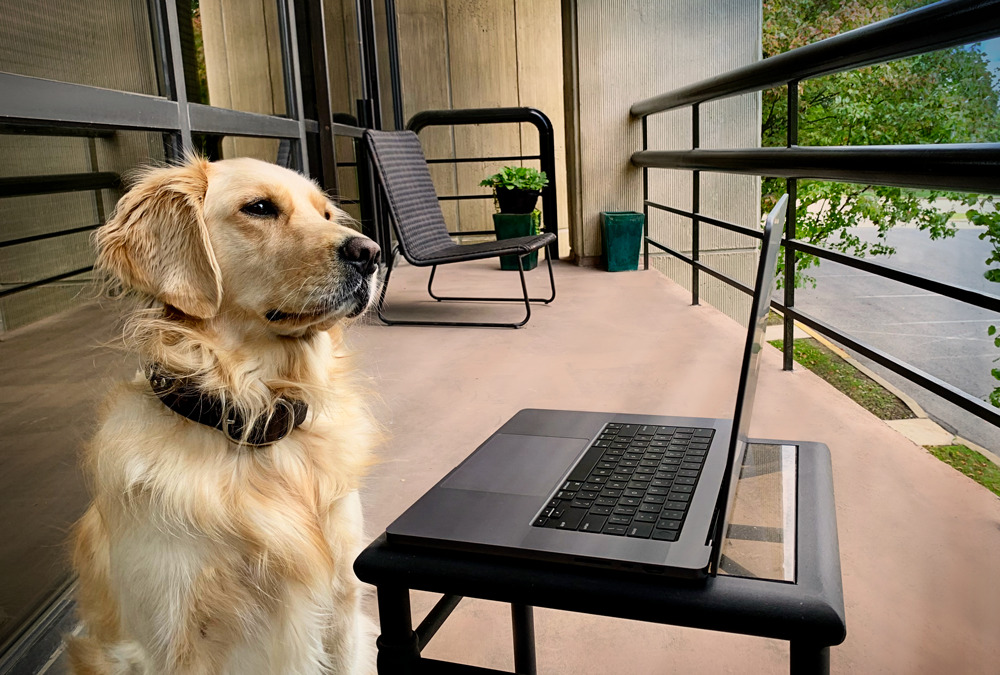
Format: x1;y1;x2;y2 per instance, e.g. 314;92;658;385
631;0;1000;427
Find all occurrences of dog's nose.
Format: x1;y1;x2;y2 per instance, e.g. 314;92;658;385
338;237;381;276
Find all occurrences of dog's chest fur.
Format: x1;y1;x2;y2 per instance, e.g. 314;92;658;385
77;366;376;674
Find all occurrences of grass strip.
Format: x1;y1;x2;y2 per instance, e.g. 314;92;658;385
768;337;914;421
926;445;1000;499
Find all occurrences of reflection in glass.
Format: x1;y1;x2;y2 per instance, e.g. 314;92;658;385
719;443;797;582
192;0;288;160
0;130;165;649
0;0;161;95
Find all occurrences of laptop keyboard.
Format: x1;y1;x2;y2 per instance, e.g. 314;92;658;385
532;423;715;541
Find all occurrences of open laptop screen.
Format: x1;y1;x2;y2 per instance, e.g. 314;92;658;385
709;194;788;574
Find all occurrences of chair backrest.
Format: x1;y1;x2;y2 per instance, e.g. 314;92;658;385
363;130;455;263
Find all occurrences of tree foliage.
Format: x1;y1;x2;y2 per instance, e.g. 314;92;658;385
761;0;1000;287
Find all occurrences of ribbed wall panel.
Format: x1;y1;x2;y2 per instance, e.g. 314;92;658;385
572;0;761;322
0;0;160;95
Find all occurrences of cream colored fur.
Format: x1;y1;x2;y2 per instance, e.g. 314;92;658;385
69;157;381;675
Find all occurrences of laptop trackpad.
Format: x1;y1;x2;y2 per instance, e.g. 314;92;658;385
441;433;588;497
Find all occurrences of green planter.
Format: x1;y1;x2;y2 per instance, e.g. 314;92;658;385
600;211;644;272
492;213;539;271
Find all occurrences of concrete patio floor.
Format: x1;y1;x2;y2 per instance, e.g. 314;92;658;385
353;256;1000;674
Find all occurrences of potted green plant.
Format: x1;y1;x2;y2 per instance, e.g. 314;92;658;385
481;167;548;271
479;166;548;213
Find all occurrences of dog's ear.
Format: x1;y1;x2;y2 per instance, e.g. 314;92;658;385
97;158;222;319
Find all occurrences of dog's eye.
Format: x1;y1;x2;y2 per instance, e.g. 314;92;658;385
325;211;331;221
241;199;279;218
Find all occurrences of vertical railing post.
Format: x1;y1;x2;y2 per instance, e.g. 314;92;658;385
691;103;700;305
161;0;192;155
642;115;649;270
384;0;405;130
276;0;309;173
783;81;799;371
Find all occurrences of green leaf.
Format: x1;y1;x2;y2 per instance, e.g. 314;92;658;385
479;166;548;191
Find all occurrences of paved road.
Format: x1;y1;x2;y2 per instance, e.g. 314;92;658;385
793;225;1000;457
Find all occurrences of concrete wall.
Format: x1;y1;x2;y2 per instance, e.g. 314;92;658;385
200;0;287;162
563;0;762;323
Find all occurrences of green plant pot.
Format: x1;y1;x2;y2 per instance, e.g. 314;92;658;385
492;213;538;271
600;211;644;272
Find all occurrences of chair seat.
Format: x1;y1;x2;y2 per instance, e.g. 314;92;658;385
409;232;556;266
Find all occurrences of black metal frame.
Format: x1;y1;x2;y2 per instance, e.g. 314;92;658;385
357;441;845;675
364;107;559;329
376;244;553;329
632;0;1000;428
406;107;559;253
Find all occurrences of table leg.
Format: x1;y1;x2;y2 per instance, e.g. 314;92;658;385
790;642;830;675
511;604;537;675
375;585;420;674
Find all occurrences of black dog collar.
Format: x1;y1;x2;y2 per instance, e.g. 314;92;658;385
148;365;308;446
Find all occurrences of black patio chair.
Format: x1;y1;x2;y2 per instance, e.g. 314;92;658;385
363;130;556;328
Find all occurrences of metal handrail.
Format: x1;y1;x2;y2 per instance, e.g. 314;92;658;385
630;0;1000;117
633;0;1000;429
633;144;1000;193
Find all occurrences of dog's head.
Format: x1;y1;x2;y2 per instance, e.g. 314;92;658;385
97;157;380;335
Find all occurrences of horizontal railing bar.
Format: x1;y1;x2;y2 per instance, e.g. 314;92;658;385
438;195;494;201
407;107;552;133
0;172;121;198
650;236;797;309
336;162;359;167
332;123;364;138
632;144;1000;193
0;224;101;248
630;0;1000;116
651;237;1000;426
693;260;755;296
0;72;181;132
446;230;496;237
0;265;94;299
784;306;1000;427
648;236;758;295
646;238;693;264
0;122;115;138
425;155;542;165
0;73;327;141
645;201;763;239
304;119;319;134
786;239;1000;313
188;104;301;139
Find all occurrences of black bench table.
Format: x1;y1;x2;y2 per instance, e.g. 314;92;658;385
355;440;846;674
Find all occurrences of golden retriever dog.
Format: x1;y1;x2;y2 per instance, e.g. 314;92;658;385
68;156;381;675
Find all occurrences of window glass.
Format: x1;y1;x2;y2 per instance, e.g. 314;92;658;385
0;0;162;96
0;130;165;650
190;0;290;116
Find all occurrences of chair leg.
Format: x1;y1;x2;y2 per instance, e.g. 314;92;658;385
426;244;556;304
377;253;533;328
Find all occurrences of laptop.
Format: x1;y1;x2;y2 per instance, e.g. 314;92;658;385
385;195;789;580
